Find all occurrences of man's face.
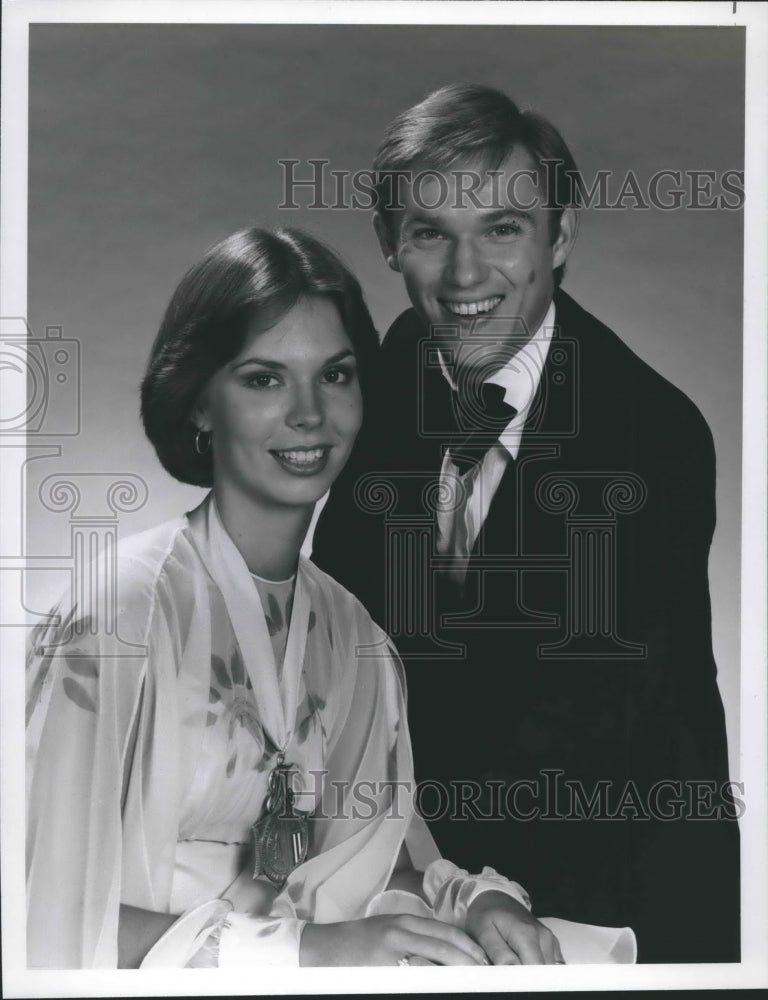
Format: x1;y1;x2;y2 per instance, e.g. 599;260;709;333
377;148;576;380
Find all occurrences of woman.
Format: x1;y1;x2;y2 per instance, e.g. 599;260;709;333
25;228;619;969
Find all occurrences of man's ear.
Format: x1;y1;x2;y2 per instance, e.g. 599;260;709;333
373;212;401;272
552;207;579;271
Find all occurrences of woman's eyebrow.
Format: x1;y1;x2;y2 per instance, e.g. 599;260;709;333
232;348;356;372
322;349;356;365
232;357;285;371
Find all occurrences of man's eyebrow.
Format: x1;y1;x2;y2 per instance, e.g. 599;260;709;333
232;348;355;371
403;207;534;226
482;207;534;224
401;213;442;228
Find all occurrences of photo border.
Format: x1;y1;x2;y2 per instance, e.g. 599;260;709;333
2;1;766;995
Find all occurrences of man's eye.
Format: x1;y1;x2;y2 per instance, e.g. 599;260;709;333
412;228;443;241
488;223;521;237
245;372;280;389
321;365;354;385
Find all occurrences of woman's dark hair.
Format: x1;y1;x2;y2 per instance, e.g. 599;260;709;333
373;83;581;286
141;227;380;486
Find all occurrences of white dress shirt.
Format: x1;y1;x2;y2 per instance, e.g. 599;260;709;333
436;301;556;579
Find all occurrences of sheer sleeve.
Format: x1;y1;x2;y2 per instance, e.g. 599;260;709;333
25;535;186;969
26;584;150;968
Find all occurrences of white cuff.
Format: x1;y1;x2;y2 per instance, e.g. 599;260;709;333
140;899;233;968
365;889;433;919
218;911;307;967
423;859;531;929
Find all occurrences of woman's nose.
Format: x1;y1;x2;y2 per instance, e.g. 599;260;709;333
286;383;324;430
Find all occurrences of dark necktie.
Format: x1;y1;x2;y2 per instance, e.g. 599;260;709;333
449;382;518;475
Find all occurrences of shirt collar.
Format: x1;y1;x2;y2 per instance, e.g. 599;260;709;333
486;300;555;417
438;301;556;462
438;299;556;413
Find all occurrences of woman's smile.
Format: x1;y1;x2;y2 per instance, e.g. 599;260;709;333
270;445;332;475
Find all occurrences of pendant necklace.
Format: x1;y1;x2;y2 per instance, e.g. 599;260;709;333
192;499;313;891
246;573;312;889
251;749;309;888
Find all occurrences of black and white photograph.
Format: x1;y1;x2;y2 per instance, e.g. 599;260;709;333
1;1;766;995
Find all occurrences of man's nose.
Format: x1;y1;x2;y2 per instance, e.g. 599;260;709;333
444;238;489;288
286;382;324;430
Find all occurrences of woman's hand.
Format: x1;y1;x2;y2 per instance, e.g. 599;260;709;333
300;914;489;966
464;890;564;965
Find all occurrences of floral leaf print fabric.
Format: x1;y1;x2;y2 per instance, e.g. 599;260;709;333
62;674;98;713
26;605;99;723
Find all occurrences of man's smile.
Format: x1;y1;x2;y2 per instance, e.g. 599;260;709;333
440;295;504;317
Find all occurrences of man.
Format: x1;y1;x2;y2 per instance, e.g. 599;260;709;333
313;83;739;963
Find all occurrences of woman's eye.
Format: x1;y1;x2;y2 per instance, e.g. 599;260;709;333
245;372;281;389
321;365;354;385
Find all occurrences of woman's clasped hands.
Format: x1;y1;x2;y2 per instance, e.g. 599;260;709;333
300;893;563;966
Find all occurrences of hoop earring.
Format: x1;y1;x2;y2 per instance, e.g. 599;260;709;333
195;429;211;455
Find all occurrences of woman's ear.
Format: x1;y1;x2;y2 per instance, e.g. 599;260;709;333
191;394;211;433
373;213;401;272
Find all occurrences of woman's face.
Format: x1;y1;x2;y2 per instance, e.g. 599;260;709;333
197;296;363;513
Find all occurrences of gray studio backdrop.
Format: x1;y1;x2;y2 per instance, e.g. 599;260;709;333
25;24;743;777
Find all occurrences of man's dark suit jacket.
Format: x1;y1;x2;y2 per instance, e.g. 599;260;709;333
313;288;739;963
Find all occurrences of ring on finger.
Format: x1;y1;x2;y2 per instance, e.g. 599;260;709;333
397;954;411;967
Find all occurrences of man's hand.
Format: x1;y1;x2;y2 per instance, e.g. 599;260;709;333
465;890;564;965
